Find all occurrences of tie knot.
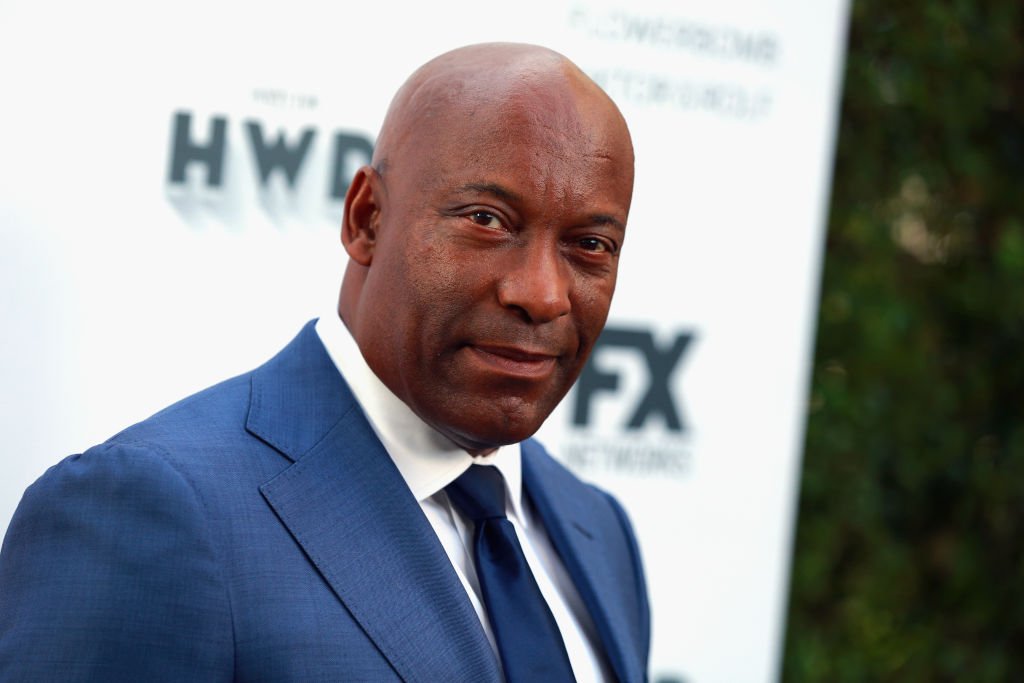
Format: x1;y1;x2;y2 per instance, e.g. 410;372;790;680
446;465;507;522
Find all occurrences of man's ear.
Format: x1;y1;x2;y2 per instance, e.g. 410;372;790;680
341;165;382;266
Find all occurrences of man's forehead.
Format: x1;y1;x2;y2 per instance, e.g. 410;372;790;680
398;82;627;178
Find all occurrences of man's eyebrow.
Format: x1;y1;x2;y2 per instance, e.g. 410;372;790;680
590;214;627;232
457;182;524;204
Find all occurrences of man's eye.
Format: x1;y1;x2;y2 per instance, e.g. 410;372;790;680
468;212;502;229
579;237;613;253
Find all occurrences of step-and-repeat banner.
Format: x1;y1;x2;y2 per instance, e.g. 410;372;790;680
0;1;849;680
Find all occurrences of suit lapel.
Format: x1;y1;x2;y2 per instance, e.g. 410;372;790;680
247;322;500;683
523;440;646;683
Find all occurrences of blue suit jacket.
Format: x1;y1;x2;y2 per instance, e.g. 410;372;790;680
0;321;650;682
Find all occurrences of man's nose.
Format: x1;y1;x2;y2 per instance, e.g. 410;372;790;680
496;241;572;324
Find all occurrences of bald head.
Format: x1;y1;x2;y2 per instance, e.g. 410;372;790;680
373;43;633;179
338;43;635;453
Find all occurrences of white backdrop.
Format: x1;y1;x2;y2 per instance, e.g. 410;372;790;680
0;1;849;681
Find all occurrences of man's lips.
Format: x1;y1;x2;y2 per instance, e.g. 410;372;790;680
465;344;560;379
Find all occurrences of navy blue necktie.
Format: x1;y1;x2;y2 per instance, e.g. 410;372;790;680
446;465;576;682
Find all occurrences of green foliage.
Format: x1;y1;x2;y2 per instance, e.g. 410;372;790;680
783;1;1024;680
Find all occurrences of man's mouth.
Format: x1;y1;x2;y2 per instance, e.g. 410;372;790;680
465;344;559;379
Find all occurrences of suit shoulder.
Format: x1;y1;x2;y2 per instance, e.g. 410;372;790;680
521;438;620;506
65;369;282;497
108;371;253;447
521;438;642;552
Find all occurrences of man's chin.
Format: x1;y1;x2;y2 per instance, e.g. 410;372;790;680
438;412;547;456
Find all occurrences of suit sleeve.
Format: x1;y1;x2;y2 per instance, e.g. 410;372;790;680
0;441;234;681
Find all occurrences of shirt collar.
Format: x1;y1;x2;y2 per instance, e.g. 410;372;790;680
314;311;526;524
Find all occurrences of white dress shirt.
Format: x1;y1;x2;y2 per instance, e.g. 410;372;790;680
315;312;612;682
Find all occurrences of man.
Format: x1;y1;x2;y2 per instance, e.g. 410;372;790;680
0;43;649;682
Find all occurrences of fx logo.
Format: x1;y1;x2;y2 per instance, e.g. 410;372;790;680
572;327;694;432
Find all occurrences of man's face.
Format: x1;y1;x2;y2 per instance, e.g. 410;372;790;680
354;86;633;453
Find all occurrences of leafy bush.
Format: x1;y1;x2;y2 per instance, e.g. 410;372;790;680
783;2;1024;680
